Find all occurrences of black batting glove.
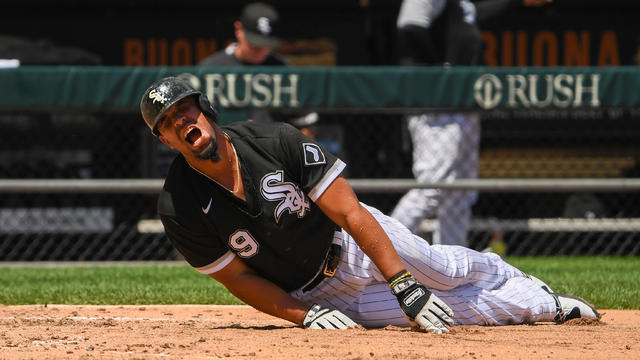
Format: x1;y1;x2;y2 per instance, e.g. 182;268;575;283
389;270;454;334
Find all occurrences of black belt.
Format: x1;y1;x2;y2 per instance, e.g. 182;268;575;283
302;244;341;293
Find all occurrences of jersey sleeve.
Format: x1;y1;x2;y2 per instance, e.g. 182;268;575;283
277;123;346;202
158;189;234;275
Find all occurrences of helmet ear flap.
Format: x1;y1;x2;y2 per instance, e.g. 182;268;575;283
198;95;219;122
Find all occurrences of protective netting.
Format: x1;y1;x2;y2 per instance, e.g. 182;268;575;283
1;108;639;260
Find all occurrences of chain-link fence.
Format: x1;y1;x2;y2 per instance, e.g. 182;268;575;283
2;107;640;260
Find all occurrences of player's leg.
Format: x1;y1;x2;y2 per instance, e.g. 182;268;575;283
290;213;558;327
434;194;471;246
335;247;557;327
341;277;558;327
291;213;591;327
396;0;447;65
396;25;442;65
370;203;526;291
433;112;479;247
391;187;439;234
294;266;558;327
432;276;558;325
304;274;557;328
391;113;455;233
383;203;564;325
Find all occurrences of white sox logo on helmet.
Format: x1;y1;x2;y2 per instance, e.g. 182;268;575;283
148;89;168;104
260;170;310;223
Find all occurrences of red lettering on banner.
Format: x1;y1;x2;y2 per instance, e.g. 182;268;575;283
123;38;218;66
598;31;620;66
172;39;192;65
481;30;620;67
481;32;498;66
501;31;513;66
564;31;590;66
124;39;144;66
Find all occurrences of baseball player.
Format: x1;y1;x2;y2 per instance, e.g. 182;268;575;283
392;0;552;248
140;76;599;332
391;0;483;248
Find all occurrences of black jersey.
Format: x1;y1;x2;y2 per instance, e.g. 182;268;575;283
158;121;345;291
198;43;290;66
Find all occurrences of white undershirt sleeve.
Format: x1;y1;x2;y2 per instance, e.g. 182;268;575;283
307;159;346;202
194;250;236;275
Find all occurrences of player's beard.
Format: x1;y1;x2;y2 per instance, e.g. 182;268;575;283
194;137;220;162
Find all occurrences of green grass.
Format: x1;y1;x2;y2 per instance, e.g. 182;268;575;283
0;265;242;305
507;256;640;309
0;257;638;309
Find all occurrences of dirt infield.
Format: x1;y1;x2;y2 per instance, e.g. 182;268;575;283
0;305;638;359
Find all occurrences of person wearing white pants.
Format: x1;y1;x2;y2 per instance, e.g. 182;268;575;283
392;0;554;248
392;0;484;247
391;112;480;247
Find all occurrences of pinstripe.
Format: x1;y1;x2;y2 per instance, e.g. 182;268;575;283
390;113;479;246
434;277;557;325
290;203;557;328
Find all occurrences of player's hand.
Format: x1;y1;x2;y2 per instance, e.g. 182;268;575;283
302;303;358;330
390;272;454;334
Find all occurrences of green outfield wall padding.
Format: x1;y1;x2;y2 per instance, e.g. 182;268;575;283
1;66;639;111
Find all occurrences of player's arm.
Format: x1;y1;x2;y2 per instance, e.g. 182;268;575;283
159;205;356;330
209;255;357;329
314;176;406;280
315;175;454;333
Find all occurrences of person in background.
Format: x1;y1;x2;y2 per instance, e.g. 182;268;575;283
288;111;320;139
199;2;289;68
391;0;551;249
199;2;319;132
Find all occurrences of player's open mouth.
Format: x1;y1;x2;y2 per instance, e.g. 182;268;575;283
184;126;206;148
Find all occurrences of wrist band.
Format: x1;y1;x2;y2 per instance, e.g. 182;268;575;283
388;270;411;289
388;269;408;283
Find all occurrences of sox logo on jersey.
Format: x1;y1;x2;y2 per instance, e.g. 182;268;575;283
303;143;326;165
261;170;310;223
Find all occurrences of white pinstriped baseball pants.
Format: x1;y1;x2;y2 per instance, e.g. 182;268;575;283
291;204;557;329
391;112;480;247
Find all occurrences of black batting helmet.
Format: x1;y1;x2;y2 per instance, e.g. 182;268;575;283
140;76;218;135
